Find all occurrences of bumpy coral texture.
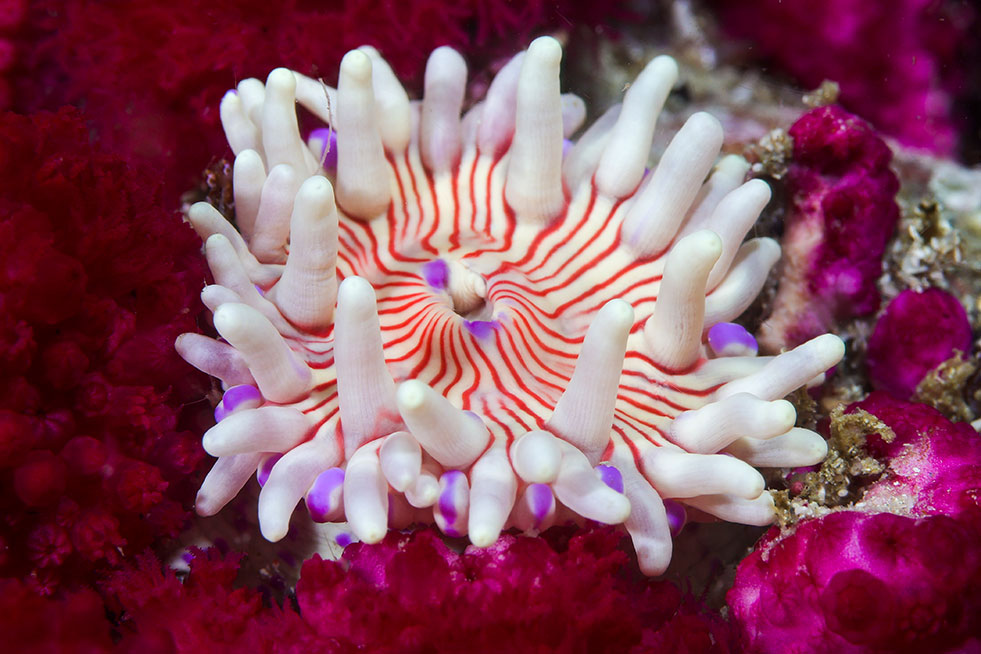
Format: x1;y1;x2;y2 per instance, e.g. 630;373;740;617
714;0;974;155
7;0;625;198
0;108;208;592
104;549;309;652
866;288;973;399
759;106;899;351
0;0;26;109
728;394;981;653
0;577;113;652
857;392;981;519
182;39;845;575
1;527;731;653
730;511;981;653
295;527;734;653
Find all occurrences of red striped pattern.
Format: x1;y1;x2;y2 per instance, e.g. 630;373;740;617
288;145;725;462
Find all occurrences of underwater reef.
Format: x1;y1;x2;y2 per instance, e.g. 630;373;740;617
1;1;979;652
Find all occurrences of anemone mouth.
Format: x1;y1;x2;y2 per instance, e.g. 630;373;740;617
419;257;491;320
179;37;846;576
455;302;493;322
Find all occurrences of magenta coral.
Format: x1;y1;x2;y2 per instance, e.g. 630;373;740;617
729;511;981;653
729;393;981;652
713;0;974;155
0;108;209;591
856;392;981;520
760;106;900;351
295;527;734;653
0;528;734;652
865;289;973;398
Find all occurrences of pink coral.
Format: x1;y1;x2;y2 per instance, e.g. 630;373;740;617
856;392;981;520
729;393;981;652
296;526;734;653
730;511;981;653
714;0;975;155
759;106;900;351
0;108;209;591
865;289;973;399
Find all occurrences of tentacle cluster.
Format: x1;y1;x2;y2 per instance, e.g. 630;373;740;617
178;38;845;575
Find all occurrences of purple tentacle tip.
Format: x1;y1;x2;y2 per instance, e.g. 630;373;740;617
215;384;262;421
224;384;262;410
421;259;449;290
309;128;338;169
436;470;468;536
595;464;624;494
562;138;573;158
437;471;463;524
463;320;498;339
306;467;345;522
528;483;554;527
663;499;687;537
256;453;283;487
707;322;759;357
213;403;228;423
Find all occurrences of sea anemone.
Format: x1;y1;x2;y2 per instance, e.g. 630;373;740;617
178;37;844;574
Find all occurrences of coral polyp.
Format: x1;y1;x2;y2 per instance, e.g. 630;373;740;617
178;37;844;575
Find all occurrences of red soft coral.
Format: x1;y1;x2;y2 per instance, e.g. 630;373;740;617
104;549;311;652
295;526;734;653
0;108;210;592
0;577;113;653
7;527;729;653
9;0;626;200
